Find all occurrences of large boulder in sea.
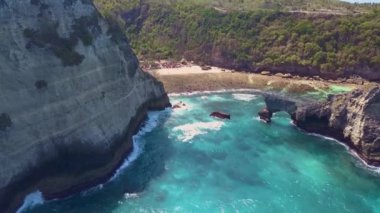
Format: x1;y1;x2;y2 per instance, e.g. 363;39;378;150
258;107;272;123
210;112;231;119
0;0;170;212
260;86;380;166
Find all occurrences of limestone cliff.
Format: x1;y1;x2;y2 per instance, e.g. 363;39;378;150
259;86;380;166
294;86;380;165
0;0;170;212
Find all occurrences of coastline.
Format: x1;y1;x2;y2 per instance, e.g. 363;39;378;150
306;132;380;175
17;88;380;212
169;88;380;174
149;64;365;96
11;95;171;213
14;65;379;212
152;64;380;169
171;88;380;174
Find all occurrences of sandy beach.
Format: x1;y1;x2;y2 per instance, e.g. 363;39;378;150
153;66;223;75
150;65;361;95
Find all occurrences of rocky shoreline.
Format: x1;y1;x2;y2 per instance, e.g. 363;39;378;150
145;59;376;84
0;0;173;212
5;95;171;213
259;86;380;166
152;64;364;95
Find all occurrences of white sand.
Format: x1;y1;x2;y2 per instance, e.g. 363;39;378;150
152;65;225;76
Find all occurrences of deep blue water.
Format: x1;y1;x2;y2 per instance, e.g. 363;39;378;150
21;92;380;213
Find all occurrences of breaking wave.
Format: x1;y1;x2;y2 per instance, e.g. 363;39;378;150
171;121;225;142
17;109;170;212
232;93;258;101
16;191;44;213
307;132;380;175
109;110;168;181
169;89;260;97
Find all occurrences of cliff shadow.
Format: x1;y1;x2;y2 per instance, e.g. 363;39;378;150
25;110;174;213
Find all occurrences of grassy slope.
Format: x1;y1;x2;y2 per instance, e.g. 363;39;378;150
94;0;380;80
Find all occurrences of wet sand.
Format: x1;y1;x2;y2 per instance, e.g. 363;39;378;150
150;65;360;95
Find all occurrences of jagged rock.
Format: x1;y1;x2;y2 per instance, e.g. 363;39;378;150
172;101;186;109
260;86;380;166
201;66;212;70
273;72;293;79
258;107;272;123
180;58;188;65
210;112;231;119
0;0;170;212
262;95;300;117
294;86;380;165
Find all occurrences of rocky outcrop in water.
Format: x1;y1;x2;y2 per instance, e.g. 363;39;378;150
210;112;231;120
294;86;380;165
0;0;170;212
260;86;380;166
258;108;272;123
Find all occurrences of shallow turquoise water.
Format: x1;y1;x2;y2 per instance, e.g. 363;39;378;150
23;92;380;213
303;84;353;100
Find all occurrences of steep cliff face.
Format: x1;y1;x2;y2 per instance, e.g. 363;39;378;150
0;0;170;212
294;86;380;165
260;86;380;165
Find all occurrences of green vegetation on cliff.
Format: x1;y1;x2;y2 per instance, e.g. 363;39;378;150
95;0;380;80
95;0;378;13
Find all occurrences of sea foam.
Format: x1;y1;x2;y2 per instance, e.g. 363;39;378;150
307;132;380;175
169;89;260;97
172;121;224;142
16;191;44;213
17;109;170;212
124;193;139;200
81;110;168;195
232;93;258;101
110;109;170;181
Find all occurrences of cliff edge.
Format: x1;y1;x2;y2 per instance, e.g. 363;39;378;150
0;0;170;212
259;86;380;165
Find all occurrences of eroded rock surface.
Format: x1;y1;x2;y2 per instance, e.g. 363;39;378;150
0;0;170;212
260;86;380;165
294;86;380;165
258;107;272;123
210;112;231;120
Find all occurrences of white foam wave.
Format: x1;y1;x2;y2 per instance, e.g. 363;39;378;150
232;93;258;101
169;89;261;97
306;132;380;175
79;110;167;196
17;191;44;213
79;109;169;196
254;116;266;123
172;102;192;111
172;121;224;142
18;109;169;212
124;193;139;200
110;109;169;181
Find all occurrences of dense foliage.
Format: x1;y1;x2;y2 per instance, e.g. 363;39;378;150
95;0;377;13
95;0;380;78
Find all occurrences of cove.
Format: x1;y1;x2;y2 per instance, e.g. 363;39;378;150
22;92;380;213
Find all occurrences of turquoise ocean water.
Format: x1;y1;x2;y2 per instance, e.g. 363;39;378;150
22;92;380;213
